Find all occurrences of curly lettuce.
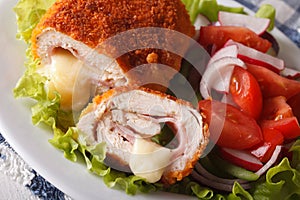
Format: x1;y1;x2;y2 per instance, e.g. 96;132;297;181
251;157;300;200
13;0;56;43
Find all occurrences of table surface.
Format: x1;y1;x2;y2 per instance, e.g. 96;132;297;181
1;0;299;199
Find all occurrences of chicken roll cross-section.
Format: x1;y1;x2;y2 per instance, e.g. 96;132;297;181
77;87;209;184
31;0;195;111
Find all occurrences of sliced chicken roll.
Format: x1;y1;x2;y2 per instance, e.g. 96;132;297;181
77;87;209;184
31;0;195;111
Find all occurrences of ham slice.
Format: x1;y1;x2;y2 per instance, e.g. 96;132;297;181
77;87;209;184
30;0;195;110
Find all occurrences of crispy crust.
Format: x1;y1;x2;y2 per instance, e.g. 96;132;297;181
31;0;195;91
32;0;194;50
92;86;195;108
162;123;209;185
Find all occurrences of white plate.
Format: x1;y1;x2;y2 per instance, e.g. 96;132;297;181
0;0;299;199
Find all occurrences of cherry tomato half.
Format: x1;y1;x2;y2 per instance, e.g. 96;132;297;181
199;100;263;149
230;66;263;120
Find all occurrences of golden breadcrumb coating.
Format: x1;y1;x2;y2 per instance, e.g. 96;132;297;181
31;0;195;91
162;123;209;185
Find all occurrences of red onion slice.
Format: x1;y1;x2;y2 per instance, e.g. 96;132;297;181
261;31;280;56
194;162;249;184
218;11;270;35
191;171;251;192
225;40;284;73
200;56;245;99
208;45;238;66
255;145;282;176
280;67;300;79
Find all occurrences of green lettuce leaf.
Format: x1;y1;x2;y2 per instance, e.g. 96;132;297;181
77;134;109;173
251;157;300;200
255;4;276;31
13;70;47;101
13;0;55;43
13;50;46;100
190;182;219;199
181;0;218;23
227;182;253;200
166;177;254;200
31;93;59;126
166;177;200;196
289;139;300;171
103;170;158;195
218;5;245;14
181;0;245;23
49;126;79;162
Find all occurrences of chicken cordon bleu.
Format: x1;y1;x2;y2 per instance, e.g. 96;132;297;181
31;0;195;111
77;87;209;184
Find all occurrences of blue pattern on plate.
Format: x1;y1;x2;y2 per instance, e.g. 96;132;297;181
0;133;5;144
27;171;66;200
0;134;7;161
279;24;300;48
1;132;66;199
234;0;257;10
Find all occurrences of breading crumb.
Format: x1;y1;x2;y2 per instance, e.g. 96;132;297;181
146;52;158;63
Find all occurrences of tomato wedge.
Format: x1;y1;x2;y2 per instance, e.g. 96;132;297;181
247;64;300;99
198;26;271;54
287;92;300;121
261;96;294;120
198;100;263;149
261;117;300;140
230;66;262;119
263;128;284;147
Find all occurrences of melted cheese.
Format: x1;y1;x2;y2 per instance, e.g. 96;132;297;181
129;138;172;183
46;49;91;111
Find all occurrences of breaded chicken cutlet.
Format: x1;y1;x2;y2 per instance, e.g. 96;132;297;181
31;0;195;110
77;87;209;184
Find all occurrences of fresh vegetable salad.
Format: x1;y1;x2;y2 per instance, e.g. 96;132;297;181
13;0;300;199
